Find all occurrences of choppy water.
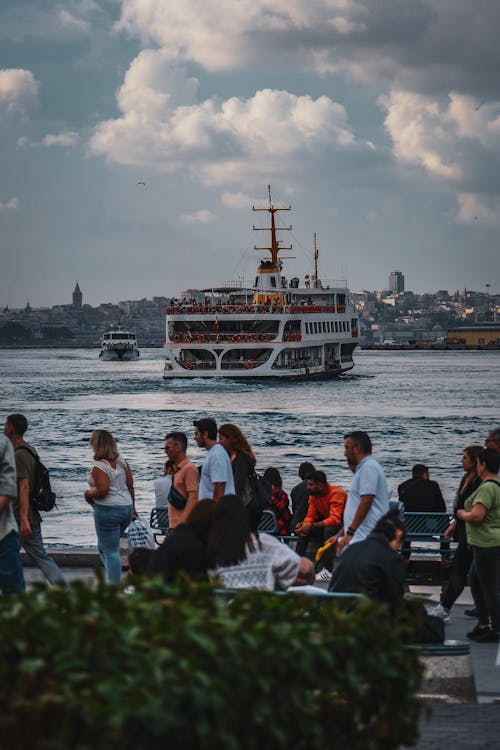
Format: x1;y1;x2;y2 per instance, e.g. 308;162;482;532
1;348;498;547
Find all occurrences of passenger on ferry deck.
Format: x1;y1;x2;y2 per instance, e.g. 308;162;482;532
194;418;235;501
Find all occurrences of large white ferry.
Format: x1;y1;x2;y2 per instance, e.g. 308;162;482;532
99;328;140;361
163;190;359;379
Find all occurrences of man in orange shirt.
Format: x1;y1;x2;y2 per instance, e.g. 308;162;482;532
164;431;199;529
295;470;347;581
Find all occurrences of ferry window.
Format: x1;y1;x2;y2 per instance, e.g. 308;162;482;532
254;277;258;287
335;322;338;332
328;322;331;332
314;322;318;334
271;277;276;287
347;321;350;331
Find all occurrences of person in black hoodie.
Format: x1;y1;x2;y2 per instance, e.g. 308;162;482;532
147;499;215;583
328;508;405;605
398;464;448;560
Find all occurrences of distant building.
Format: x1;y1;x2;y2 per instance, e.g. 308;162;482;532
389;270;404;294
446;324;500;346
72;282;82;309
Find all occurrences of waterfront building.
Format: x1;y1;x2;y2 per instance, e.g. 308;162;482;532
446;324;500;346
72;283;82;309
389;271;405;295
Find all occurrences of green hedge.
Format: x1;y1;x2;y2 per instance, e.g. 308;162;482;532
0;577;424;750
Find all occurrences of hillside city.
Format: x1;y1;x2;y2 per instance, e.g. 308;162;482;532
0;272;498;347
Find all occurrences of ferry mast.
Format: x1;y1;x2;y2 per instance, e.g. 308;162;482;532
252;185;292;266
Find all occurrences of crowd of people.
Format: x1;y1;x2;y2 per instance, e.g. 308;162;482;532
1;412;499;643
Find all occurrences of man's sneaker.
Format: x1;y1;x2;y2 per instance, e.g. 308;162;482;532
464;607;478;618
315;568;331;583
428;603;450;623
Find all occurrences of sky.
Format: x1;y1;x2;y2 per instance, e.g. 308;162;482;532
1;0;499;308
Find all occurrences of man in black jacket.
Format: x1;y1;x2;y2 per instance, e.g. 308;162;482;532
328;509;405;605
398;464;449;561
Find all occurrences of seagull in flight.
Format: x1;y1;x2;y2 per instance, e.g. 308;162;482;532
137;181;146;186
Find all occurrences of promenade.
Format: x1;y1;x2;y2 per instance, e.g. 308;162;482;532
23;555;500;748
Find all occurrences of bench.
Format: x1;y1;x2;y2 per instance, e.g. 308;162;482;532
149;507;279;545
149;507;169;544
401;511;456;557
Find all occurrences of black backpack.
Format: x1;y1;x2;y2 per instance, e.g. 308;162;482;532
247;469;273;513
16;445;57;512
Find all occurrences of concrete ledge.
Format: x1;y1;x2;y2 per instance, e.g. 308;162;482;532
21;549;100;568
419;641;477;704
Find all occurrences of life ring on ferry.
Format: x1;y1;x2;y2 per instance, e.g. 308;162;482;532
173;334;181;343
167;307;173;315
245;333;252;342
185;361;194;370
196;334;204;342
246;306;253;313
231;335;239;343
245;361;255;369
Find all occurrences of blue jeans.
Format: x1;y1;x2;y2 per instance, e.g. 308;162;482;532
22;522;66;585
0;531;26;595
93;504;133;583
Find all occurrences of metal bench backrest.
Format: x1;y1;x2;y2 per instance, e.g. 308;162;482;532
149;507;169;543
257;509;279;535
403;512;452;540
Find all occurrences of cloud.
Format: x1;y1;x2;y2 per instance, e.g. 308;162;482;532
457;193;500;229
90;50;366;185
57;9;91;33
221;191;251;209
115;1;500;97
380;90;461;179
179;209;216;224
42;131;80;147
0;68;39;117
0;197;19;211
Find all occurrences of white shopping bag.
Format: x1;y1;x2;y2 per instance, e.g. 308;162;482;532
128;516;156;551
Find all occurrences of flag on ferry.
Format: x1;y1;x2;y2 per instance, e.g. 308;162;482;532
214;315;219;333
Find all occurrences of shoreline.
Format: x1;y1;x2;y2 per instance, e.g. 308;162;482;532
1;343;499;351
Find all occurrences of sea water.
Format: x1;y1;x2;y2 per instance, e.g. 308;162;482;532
0;348;498;547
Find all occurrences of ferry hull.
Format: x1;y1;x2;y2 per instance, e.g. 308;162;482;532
99;348;140;361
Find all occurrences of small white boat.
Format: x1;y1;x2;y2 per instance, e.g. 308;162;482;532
162;187;359;379
99;329;140;361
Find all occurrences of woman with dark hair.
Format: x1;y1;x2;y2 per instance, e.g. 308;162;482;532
457;448;500;643
429;445;482;622
218;424;256;507
328;508;406;604
147;499;216;583
85;429;136;583
262;467;291;536
207;494;314;590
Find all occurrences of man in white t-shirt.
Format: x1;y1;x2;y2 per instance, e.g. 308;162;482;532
193;418;235;501
337;430;389;555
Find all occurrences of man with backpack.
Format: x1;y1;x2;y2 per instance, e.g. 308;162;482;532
4;413;65;585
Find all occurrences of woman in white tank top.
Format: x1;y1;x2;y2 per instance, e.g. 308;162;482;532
85;429;135;583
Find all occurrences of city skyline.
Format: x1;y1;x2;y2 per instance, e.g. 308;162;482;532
1;1;500;307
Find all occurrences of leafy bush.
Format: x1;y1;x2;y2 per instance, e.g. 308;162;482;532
0;577;423;750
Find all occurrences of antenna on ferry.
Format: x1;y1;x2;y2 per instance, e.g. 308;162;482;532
313;232;319;288
252;185;292;265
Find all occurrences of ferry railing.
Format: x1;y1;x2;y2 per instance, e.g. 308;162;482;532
166;304;343;315
169;333;278;344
